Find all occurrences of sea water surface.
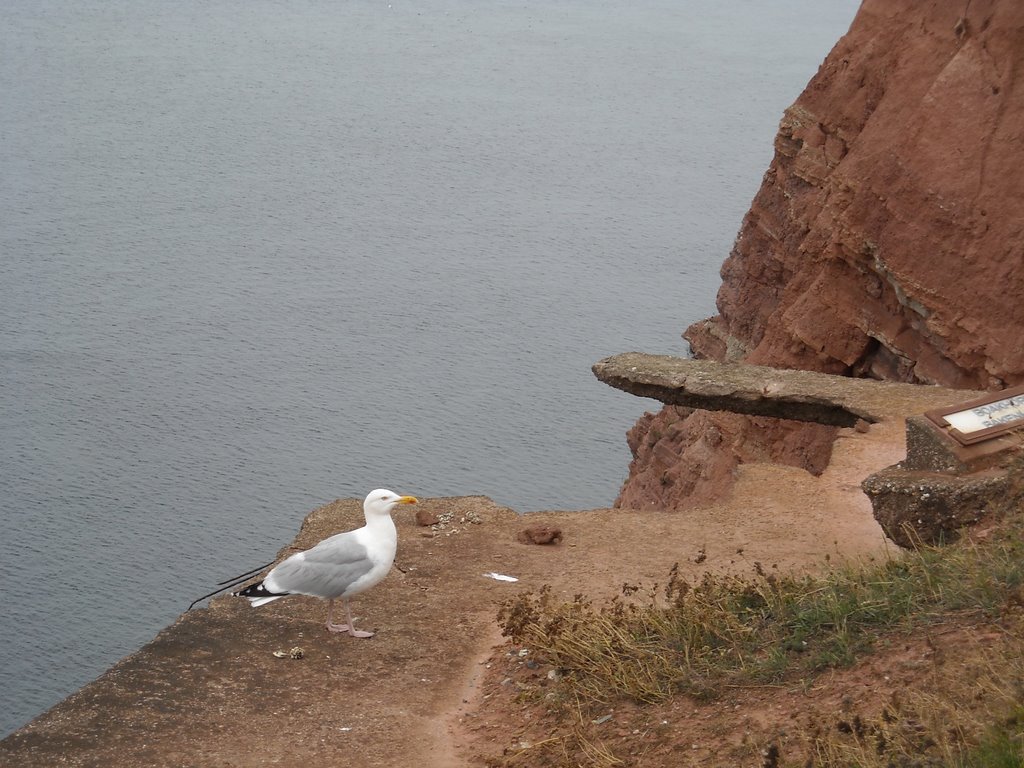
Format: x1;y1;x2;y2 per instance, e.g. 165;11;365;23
0;0;859;737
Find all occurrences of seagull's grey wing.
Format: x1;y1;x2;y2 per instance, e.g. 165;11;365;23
266;532;374;599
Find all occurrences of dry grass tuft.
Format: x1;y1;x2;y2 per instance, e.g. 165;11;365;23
499;526;1024;706
809;637;1024;766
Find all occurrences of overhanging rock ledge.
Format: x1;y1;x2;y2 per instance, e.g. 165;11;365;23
592;353;968;426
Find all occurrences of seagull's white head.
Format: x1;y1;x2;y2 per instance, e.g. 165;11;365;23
363;488;418;518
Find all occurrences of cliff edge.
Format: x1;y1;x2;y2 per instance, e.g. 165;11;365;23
619;0;1024;510
0;416;925;766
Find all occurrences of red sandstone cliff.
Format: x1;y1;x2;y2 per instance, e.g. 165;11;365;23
618;0;1024;510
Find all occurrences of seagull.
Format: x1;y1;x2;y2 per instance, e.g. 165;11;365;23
233;489;418;637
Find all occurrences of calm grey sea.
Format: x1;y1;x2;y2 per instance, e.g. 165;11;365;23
0;0;859;737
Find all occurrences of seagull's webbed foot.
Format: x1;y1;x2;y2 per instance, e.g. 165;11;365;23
325;599;351;633
325;599;375;638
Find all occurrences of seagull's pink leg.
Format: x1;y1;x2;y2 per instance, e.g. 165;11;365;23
325;598;352;634
344;600;374;639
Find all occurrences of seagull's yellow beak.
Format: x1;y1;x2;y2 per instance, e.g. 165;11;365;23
397;495;418;505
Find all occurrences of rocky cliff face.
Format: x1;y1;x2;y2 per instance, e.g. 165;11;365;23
617;0;1024;510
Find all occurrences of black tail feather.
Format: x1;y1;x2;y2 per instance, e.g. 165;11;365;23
186;560;276;612
233;581;288;599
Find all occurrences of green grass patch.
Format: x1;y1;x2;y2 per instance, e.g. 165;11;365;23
499;521;1024;706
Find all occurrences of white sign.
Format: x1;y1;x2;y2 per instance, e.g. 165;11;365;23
943;394;1024;434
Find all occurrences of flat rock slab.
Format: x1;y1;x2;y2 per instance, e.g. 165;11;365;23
593;352;973;426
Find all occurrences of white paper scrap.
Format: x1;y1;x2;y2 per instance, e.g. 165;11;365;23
483;572;519;582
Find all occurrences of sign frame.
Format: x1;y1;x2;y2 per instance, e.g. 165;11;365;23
924;384;1024;446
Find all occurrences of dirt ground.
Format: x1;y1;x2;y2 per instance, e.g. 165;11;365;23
0;415;925;768
464;613;1013;767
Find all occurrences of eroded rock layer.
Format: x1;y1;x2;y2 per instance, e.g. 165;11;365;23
618;0;1024;510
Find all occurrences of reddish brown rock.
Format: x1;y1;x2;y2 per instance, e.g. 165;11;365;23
414;508;440;527
618;0;1024;511
704;0;1024;388
516;525;563;545
616;406;835;510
